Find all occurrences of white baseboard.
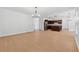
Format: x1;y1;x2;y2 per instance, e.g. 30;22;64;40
74;35;79;49
0;31;33;37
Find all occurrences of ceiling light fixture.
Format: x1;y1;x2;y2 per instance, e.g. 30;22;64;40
32;7;40;17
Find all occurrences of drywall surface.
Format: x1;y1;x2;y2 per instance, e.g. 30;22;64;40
0;8;33;36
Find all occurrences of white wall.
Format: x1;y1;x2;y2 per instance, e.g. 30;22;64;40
68;17;79;31
0;8;33;36
0;9;4;35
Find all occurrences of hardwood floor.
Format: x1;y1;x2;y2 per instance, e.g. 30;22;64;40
0;30;78;52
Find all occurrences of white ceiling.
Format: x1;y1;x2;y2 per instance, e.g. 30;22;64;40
1;7;77;17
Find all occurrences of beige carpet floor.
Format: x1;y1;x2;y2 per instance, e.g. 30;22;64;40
0;30;78;52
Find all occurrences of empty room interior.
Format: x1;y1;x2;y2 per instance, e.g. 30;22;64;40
0;7;79;52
